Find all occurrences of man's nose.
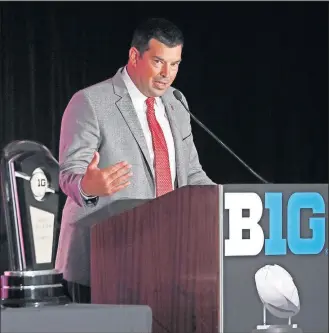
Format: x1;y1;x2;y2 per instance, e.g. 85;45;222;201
160;64;170;78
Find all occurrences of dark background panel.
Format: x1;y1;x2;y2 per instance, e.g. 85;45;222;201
0;1;328;273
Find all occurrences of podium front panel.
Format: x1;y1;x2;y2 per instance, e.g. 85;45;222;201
222;184;328;333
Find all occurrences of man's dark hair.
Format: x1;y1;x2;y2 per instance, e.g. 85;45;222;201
131;18;184;55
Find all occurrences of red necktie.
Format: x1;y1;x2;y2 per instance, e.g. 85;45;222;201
146;97;173;197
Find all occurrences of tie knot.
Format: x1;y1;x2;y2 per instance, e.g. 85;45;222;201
146;97;155;109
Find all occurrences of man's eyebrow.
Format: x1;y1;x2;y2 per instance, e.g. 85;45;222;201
153;56;182;63
153;56;164;61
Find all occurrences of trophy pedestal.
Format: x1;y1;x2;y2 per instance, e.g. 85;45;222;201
1;270;70;308
252;325;303;333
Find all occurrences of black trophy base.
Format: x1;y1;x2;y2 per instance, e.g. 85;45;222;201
0;270;71;308
252;325;303;333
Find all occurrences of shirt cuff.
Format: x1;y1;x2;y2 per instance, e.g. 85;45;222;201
78;176;98;205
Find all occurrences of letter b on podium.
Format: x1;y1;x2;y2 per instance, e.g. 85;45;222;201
0;140;69;307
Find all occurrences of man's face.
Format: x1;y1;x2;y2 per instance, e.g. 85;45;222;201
129;38;182;97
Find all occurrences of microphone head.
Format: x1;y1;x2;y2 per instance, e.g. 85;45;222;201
173;90;182;101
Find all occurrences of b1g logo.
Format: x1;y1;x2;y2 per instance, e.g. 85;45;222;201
225;192;327;256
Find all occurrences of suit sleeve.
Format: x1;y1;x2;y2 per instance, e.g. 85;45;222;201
181;94;216;186
58;90;100;207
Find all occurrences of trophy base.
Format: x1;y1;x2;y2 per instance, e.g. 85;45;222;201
1;295;70;308
0;269;71;308
252;325;303;333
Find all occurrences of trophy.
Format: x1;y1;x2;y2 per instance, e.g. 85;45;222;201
252;264;302;333
0;140;70;307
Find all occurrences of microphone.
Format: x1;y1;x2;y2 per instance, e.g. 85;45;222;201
173;89;269;184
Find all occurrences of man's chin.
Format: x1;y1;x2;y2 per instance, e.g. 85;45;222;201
149;85;168;97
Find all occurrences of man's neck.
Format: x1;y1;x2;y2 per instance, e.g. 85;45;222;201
126;64;140;92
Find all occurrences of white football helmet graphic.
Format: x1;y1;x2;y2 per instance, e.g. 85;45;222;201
255;264;300;319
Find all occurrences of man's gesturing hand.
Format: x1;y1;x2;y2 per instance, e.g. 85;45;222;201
80;152;132;197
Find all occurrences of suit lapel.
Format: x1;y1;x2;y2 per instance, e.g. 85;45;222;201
161;94;186;188
112;68;154;179
112;68;187;188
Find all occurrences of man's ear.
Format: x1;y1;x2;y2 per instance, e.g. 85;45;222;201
128;47;140;67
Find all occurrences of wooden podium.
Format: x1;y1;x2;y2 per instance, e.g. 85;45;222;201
90;185;223;333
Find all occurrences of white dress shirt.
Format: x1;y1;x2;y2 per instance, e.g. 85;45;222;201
121;67;176;188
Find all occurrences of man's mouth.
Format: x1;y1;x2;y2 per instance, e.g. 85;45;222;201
154;81;168;88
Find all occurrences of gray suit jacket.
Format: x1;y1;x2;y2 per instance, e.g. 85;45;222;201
55;67;215;286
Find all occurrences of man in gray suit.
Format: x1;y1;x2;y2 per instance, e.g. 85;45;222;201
56;18;214;303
